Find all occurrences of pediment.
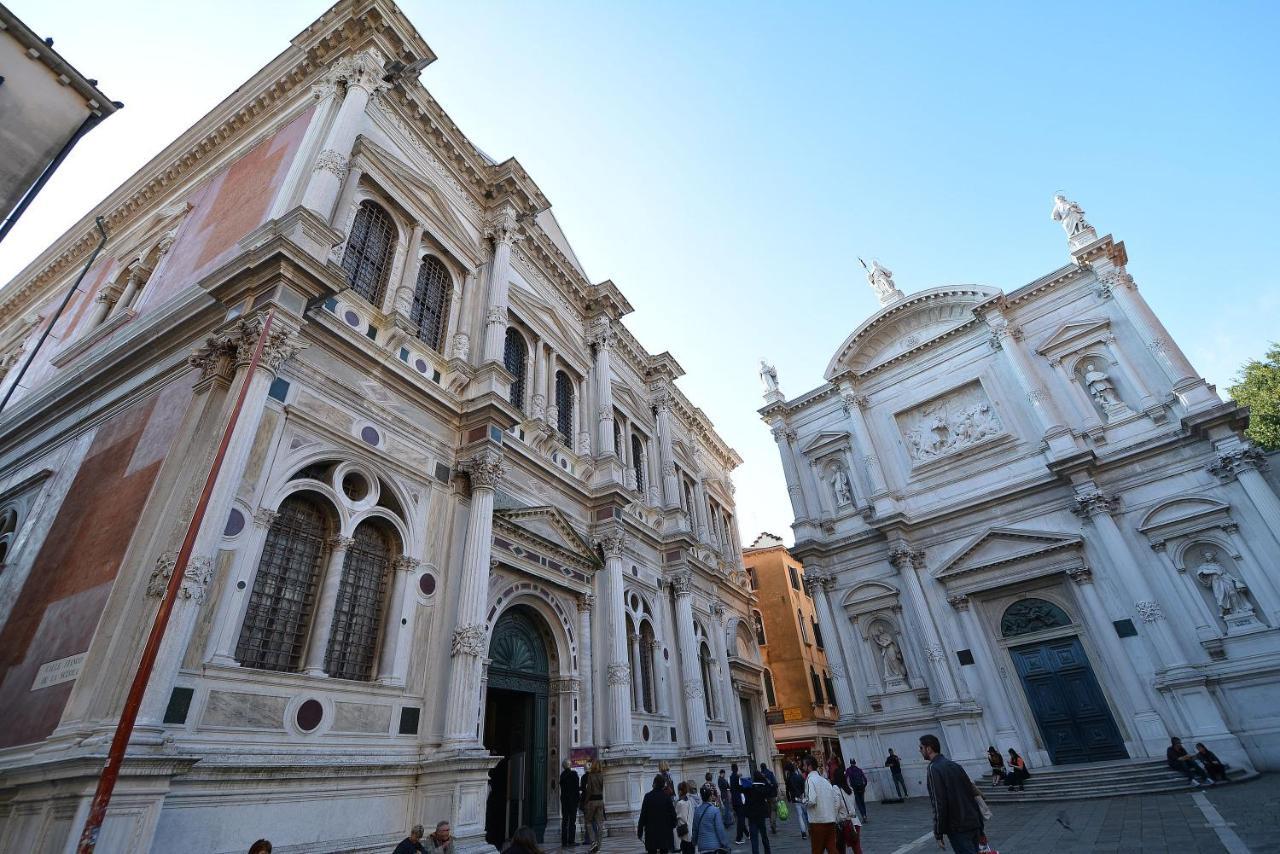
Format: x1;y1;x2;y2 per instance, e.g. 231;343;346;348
800;431;851;455
611;382;647;419
934;527;1082;579
495;505;598;564
843;580;899;607
1137;496;1231;536
1034;318;1111;356
509;287;585;358
825;286;999;380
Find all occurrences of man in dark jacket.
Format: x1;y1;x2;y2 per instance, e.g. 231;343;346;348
784;764;808;839
919;735;982;854
845;759;868;821
741;771;774;854
559;760;581;846
392;824;425;854
638;774;678;854
757;762;779;834
729;763;746;843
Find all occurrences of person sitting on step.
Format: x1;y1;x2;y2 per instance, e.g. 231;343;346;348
1194;743;1229;783
1003;749;1030;791
1167;737;1212;787
985;747;1006;786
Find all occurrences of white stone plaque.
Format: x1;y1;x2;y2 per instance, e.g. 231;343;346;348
31;652;87;691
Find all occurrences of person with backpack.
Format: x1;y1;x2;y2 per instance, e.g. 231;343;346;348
844;759;868;823
742;770;776;854
692;785;732;854
757;763;779;834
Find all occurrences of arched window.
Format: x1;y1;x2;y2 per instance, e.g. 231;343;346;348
504;328;527;412
554;370;574;447
1000;598;1072;638
639;621;657;713
0;506;18;567
810;666;824;704
763;669;777;708
798;608;809;644
410;255;451;350
752;610;767;646
699;641;717;719
324;520;395;681
823;671;836;707
631;434;646;492
341;200;397;306
236;494;331;672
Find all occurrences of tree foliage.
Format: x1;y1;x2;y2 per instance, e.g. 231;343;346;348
1229;343;1280;450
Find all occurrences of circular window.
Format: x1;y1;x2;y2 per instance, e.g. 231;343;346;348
360;426;381;446
415;358;428;374
297;699;324;732
344;310;361;327
341;472;370;503
224;508;245;537
419;573;437;596
642;725;650;742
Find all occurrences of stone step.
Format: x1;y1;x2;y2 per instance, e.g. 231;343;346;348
981;768;1256;803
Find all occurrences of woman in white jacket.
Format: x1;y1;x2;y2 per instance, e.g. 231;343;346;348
831;775;863;854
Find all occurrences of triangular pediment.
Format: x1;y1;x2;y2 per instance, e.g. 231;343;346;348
495;505;599;564
935;527;1082;578
1034;318;1111;356
509;287;584;356
800;431;851;455
611;382;646;418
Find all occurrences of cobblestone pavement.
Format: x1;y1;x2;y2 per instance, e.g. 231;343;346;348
570;774;1276;854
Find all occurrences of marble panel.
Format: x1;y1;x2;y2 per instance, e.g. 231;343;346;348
332;701;392;733
201;689;286;730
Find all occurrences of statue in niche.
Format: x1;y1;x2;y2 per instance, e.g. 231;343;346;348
1051;193;1093;239
872;627;908;682
760;360;780;394
832;467;853;506
1195;550;1246;615
1084;362;1122;410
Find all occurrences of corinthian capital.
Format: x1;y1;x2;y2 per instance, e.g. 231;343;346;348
596;524;627;560
485;207;522;247
324;49;389;97
233;312;304;373
670;569;693;595
1208;444;1266;481
587;315;616;350
463;447;507;490
1071;488;1119;518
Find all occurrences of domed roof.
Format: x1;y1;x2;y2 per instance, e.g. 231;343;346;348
824;285;1001;380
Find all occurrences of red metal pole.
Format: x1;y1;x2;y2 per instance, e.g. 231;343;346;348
76;309;277;853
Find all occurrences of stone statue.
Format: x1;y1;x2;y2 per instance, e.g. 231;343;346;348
872;627;908;680
833;468;853;506
1084;362;1121;409
760;360;780;394
1196;550;1244;615
1051;193;1094;240
861;258;905;306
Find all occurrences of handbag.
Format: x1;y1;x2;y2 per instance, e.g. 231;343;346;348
775;799;789;822
975;793;993;821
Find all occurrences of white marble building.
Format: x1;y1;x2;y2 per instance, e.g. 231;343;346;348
760;198;1280;792
0;3;771;852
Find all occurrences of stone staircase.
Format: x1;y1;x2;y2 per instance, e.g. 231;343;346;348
978;757;1257;803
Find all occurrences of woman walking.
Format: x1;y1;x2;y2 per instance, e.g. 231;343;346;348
692;786;732;854
639;774;678;854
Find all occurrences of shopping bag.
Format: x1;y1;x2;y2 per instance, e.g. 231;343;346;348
977;835;999;854
776;799;790;822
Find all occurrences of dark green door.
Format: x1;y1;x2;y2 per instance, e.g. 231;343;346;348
1009;636;1127;764
485;607;550;844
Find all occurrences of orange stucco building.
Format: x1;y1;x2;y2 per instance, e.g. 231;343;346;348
743;533;841;764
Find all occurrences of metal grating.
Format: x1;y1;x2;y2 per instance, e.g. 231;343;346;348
236;496;329;672
555;371;573;447
504;328;527;412
324;521;394;681
340;201;396;306
411;255;451;351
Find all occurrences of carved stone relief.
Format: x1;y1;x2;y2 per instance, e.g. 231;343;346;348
896;381;1003;463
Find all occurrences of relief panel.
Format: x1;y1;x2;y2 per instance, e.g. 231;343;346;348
895;380;1003;464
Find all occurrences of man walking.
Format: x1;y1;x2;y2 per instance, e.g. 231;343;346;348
559;759;580;847
802;756;838;854
730;763;747;844
845;759;868;822
742;770;774;854
884;749;909;799
786;762;808;840
758;763;779;834
919;735;983;854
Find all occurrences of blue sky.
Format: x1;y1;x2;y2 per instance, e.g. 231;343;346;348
3;1;1277;545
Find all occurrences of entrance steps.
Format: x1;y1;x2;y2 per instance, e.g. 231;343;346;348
978;757;1258;803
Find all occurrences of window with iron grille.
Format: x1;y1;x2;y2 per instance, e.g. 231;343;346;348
631;434;645;492
341;201;397;306
639;621;656;713
554;370;573;447
411;255;451;350
236;495;330;672
324;521;394;681
504;328;527;412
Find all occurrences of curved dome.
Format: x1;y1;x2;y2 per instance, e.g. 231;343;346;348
824;285;1001;380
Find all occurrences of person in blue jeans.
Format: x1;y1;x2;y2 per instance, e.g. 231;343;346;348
741;772;774;854
692;786;731;854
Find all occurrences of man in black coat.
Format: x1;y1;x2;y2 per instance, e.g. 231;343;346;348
638;774;678;854
742;771;774;854
919;734;982;854
559;760;581;847
729;762;746;843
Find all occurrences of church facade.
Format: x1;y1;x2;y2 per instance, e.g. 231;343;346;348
0;3;770;852
760;200;1280;793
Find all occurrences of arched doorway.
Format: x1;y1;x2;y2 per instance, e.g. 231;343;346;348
1001;598;1127;765
484;606;550;847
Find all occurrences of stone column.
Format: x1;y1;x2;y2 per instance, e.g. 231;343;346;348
392;223;425;319
711;600;746;746
480;208;521;364
890;548;960;704
671;571;709;748
839;391;891;500
451;270;478;364
946;594;1017;741
984;310;1078;457
590;318;617;458
301;50;386;222
771;424;810;523
86;282;123;330
109;267;146;318
597;524;633;748
577;594;595;746
302;535;356;676
654;391;681;509
1064;565;1169;749
1210;442;1280;549
138;314;303;724
376;556;419;684
808;572;866;715
530;340;546;420
442;446;507;746
1072;486;1192;668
